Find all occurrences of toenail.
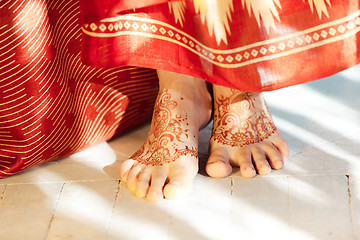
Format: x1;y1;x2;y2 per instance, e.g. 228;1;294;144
171;181;181;185
149;191;161;197
262;165;270;170
128;185;136;193
135;191;145;198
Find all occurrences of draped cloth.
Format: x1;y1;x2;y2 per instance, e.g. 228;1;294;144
81;0;360;91
1;0;359;178
0;0;158;178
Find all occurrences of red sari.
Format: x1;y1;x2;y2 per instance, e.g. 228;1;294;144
81;0;360;91
0;0;158;178
1;0;359;178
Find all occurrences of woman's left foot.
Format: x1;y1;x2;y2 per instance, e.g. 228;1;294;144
206;85;289;178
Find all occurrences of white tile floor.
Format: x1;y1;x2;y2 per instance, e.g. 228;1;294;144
1;65;360;240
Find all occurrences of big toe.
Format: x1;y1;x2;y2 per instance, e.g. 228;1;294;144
206;148;232;178
164;180;193;200
164;165;196;200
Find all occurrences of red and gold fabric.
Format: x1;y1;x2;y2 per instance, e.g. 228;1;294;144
0;0;158;178
81;0;360;91
1;0;360;178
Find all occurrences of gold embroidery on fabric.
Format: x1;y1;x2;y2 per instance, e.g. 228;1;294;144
168;1;186;27
242;0;281;33
193;0;234;45
169;0;235;45
84;10;360;69
97;11;359;53
167;0;331;43
305;0;331;19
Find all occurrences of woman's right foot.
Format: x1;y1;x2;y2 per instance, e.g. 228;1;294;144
206;85;289;178
120;70;212;201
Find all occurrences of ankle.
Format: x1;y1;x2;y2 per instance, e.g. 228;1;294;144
157;71;212;129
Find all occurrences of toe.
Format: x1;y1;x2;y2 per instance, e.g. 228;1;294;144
235;147;256;178
135;167;151;198
264;144;284;170
164;180;193;200
164;164;196;200
270;131;289;163
251;147;271;175
206;147;232;178
120;159;135;182
146;167;167;202
240;165;256;178
126;164;142;193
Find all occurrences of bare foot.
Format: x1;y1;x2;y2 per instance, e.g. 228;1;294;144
120;70;212;201
206;85;289;178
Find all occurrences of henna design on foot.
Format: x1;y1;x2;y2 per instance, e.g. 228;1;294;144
211;90;277;147
131;89;198;165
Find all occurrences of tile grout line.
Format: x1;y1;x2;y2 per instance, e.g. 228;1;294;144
346;174;358;240
253;172;360;178
2;179;117;185
0;185;7;202
43;182;65;240
166;203;174;240
287;176;291;235
105;180;121;239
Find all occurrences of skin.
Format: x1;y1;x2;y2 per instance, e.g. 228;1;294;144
206;85;289;178
120;70;212;201
120;71;289;201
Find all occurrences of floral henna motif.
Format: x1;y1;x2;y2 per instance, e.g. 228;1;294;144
212;90;277;147
131;90;198;166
